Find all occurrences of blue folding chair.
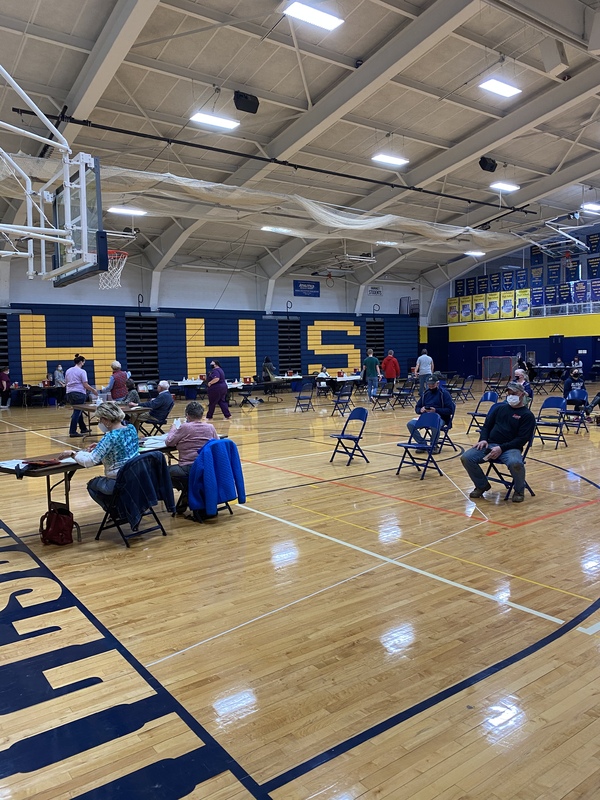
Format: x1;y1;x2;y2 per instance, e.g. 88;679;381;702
535;397;567;449
563;390;588;434
329;407;369;465
371;385;393;411
331;383;353;416
294;381;315;412
396;412;443;480
391;379;414;409
466;391;498;434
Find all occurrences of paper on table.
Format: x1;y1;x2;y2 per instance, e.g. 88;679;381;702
0;460;28;469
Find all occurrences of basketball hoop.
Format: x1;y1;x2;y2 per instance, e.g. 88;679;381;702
99;250;128;289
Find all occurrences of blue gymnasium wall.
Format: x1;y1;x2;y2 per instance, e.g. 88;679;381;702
7;304;418;385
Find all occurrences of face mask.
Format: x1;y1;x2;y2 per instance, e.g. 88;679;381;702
98;422;109;433
210;363;215;368
506;395;521;407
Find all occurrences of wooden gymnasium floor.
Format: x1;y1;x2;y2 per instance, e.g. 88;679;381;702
1;383;599;800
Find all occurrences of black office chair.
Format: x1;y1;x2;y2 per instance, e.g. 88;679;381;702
94;452;175;547
329;406;369;465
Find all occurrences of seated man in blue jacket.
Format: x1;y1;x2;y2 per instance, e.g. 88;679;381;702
407;371;455;453
133;380;174;423
563;369;586;412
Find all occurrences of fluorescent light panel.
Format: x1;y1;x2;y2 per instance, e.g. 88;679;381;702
261;226;293;234
581;202;600;212
372;153;409;167
108;207;147;216
190;111;240;129
490;181;520;192
465;250;486;257
376;240;399;246
283;2;344;30
479;78;521;97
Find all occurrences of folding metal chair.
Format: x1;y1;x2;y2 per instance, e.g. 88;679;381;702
484;433;535;501
466;391;498;434
563;389;589;434
534;397;567;449
331;383;353;416
484;372;502;392
396;412;443;480
329;406;369;465
459;376;476;401
371;385;393;411
391;379;414;409
447;376;465;403
294;381;315;412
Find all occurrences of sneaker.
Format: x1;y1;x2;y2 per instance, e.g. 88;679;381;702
512;493;525;503
469;483;491;499
70;432;83;438
80;428;90;434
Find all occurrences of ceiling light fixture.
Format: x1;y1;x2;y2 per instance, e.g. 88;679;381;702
479;78;522;97
376;240;399;246
371;153;409;167
490;181;520;192
108;207;147;216
581;202;600;213
282;2;344;30
190;111;240;129
261;226;293;234
464;250;486;257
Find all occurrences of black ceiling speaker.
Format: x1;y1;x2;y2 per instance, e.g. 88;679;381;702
234;90;259;114
479;156;498;172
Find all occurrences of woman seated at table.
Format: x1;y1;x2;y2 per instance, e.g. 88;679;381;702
58;401;139;510
118;378;140;406
165;401;218;513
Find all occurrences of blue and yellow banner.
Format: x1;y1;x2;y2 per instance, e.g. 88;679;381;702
587;256;600;279
489;272;501;292
516;268;528;289
473;293;486;320
565;260;579;282
455;279;466;297
558;283;573;303
531;286;544;307
477;274;489;294
587;233;600;254
515;288;531;317
466;277;477;296
547;262;561;285
502;271;515;291
545;285;557;304
501;291;515;318
486;292;500;319
460;296;473;322
530;245;544;265
591;279;600;301
447;297;459;323
530;266;544;288
573;281;588;302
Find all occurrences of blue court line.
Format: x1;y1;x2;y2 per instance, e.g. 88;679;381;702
262;592;600;794
528;456;600;491
0;519;274;800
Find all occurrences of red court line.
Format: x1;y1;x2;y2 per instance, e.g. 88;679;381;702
502;498;600;530
241;458;504;526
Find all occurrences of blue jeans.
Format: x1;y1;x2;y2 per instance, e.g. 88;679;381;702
367;376;379;401
407;417;438;447
87;476;117;511
461;445;525;494
66;391;87;435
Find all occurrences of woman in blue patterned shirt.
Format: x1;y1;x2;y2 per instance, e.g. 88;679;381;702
59;401;139;510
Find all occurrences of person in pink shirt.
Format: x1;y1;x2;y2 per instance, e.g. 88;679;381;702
65;354;98;437
165;401;218;513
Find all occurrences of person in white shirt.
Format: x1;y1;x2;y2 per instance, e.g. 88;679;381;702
415;349;434;397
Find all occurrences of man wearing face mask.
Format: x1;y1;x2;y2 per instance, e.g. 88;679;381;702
58;401;139;508
460;382;535;503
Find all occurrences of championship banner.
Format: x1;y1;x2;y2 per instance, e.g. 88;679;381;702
515;268;528;289
486;292;500;319
477;274;489;294
545;285;557;304
460;296;473;322
447;297;459;323
587;256;600;279
564;260;579;282
473;293;486;320
573;280;588;302
502;271;514;291
455;278;466;297
515;289;531;317
466;276;477;296
489;272;501;292
591;279;600;301
547;262;561;285
530;286;544;307
530;266;544;288
587;233;600;254
558;283;573;303
500;291;515;318
530;245;544;266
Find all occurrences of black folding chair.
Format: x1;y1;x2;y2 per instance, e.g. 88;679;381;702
484;433;535;501
94;452;175;547
294;381;315;412
329;407;369;465
371;385;393;411
466;391;498;434
563;390;589;434
391;379;415;409
459;376;476;401
331;383;353;416
534;397;567;449
396;412;443;480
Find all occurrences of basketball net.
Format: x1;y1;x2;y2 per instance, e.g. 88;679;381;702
561;249;573;276
99;250;128;289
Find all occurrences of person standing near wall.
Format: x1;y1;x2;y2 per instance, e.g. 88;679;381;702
363;349;381;402
0;365;10;408
206;359;231;420
415;348;434;396
381;350;401;389
65;354;98;438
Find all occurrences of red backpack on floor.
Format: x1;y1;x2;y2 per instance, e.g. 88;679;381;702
39;507;74;545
